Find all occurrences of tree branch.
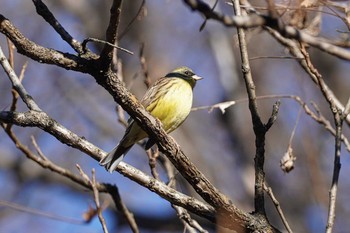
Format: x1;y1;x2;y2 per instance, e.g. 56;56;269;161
99;0;123;67
299;46;343;233
32;0;86;54
0;14;96;71
233;0;266;217
0;46;40;111
183;0;350;60
0;110;217;223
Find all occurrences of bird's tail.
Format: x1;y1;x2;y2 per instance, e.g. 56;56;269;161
99;144;132;173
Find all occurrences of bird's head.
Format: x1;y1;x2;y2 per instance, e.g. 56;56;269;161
165;66;203;88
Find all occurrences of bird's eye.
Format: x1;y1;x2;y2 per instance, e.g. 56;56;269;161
184;71;191;76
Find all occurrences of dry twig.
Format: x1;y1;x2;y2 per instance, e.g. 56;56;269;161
76;166;109;233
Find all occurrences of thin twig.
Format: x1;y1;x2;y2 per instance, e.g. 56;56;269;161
325;109;342;233
30;135;47;160
99;0;123;66
76;166;109;233
146;149;160;180
118;0;146;39
264;183;293;233
342;96;350;119
199;0;219;31
249;55;302;60
288;107;301;148
0;45;41;111
139;43;151;88
192;94;350;152
82;37;133;55
105;185;140;233
265;101;281;130
145;142;208;232
114;58;128;126
159;154;208;233
299;44;342;233
184;0;350;60
6;37;14;67
0;200;86;225
32;0;85;54
6;39;28;129
265;25;350;129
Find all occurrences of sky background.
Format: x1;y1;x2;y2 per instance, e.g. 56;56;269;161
1;0;350;232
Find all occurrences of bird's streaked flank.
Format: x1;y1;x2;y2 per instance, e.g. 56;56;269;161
100;66;202;172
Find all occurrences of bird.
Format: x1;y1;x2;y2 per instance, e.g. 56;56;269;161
100;66;202;172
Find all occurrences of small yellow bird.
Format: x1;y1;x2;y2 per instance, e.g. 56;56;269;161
100;66;202;172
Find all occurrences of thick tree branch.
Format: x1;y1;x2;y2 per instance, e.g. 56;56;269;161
0;14;96;71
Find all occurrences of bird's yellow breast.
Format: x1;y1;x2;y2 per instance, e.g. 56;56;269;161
147;79;193;133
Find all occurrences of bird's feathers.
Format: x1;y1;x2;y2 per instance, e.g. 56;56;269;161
99;143;132;173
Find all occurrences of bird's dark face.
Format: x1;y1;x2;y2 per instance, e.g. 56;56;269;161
165;66;203;87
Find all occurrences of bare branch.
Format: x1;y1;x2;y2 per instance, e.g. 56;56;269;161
118;0;147;39
99;0;123;67
0;46;41;111
105;185;140;233
233;0;267;216
0;14;96;71
265;101;281;130
0;110;217;224
76;166;109;233
139;43;151;88
184;0;350;60
32;0;85;54
6;39;28;123
0;199;85;225
183;0;267;28
264;183;293;233
264;22;350;127
296;42;343;233
193;94;350;153
82;37;133;55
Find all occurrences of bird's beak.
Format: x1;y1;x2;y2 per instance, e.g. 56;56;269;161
192;75;203;81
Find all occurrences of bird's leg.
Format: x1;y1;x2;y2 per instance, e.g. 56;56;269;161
152;146;159;159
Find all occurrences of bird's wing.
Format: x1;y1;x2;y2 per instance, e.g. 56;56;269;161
140;77;167;111
122;77;166;134
124;77;169;135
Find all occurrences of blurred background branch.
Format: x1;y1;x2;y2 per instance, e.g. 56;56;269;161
1;0;350;232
